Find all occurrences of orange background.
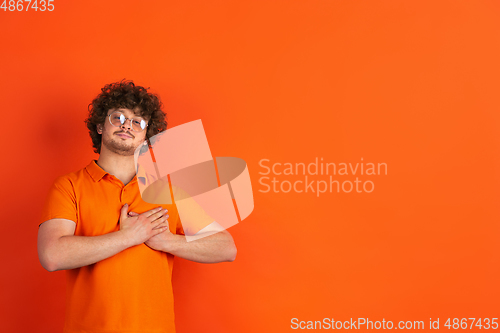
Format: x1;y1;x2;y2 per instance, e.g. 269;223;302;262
1;0;499;332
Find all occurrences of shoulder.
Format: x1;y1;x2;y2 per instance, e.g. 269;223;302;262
49;165;88;192
53;168;81;183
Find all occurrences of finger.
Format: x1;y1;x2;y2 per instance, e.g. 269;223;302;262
154;225;170;235
152;216;169;229
128;211;139;216
120;203;129;220
152;219;168;230
144;206;164;218
149;209;168;222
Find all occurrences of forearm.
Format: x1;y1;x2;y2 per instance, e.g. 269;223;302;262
46;231;131;271
163;231;237;263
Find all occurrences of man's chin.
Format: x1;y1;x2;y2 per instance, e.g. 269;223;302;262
103;142;139;156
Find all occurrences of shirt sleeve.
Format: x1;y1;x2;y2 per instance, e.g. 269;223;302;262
39;176;78;227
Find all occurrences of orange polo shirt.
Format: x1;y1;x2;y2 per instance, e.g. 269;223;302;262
40;160;184;333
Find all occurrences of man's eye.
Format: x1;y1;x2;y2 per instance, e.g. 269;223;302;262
133;120;142;126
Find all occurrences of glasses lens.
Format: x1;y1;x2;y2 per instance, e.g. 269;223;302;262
110;112;125;127
131;118;147;132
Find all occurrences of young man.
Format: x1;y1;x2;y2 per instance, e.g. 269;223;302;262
38;80;237;333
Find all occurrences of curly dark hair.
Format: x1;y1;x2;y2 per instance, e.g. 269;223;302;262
85;79;167;154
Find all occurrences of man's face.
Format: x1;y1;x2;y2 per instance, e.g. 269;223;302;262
97;108;148;156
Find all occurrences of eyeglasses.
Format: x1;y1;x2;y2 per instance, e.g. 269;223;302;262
108;111;148;132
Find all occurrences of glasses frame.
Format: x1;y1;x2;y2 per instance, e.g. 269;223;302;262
108;111;148;132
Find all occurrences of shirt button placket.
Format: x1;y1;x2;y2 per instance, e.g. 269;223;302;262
122;184;135;206
120;187;126;204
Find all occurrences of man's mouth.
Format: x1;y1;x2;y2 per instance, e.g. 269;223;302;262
116;132;133;139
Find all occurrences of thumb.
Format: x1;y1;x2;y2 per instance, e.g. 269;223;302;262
120;203;129;220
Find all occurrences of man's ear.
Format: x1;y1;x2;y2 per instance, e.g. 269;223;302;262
97;124;103;134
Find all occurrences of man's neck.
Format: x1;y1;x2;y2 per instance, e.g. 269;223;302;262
96;150;136;186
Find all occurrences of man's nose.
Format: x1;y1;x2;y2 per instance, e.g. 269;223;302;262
120;119;132;131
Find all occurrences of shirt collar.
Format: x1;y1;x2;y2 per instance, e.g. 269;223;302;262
86;160;143;185
85;160;108;182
